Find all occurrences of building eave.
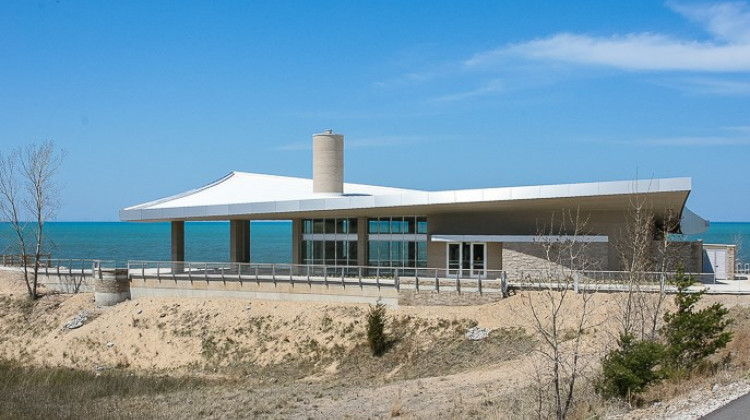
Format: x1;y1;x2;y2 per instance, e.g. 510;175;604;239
120;177;694;222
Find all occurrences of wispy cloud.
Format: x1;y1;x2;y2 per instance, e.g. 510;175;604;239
466;2;750;72
668;1;750;42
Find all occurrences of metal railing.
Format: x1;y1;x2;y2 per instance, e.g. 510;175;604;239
0;254;52;267
126;261;512;295
506;269;714;285
738;262;749;275
126;260;723;296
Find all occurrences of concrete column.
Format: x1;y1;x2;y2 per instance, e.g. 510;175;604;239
292;219;302;265
171;221;185;262
357;217;368;267
230;220;251;263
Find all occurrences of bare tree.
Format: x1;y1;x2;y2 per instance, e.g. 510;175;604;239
614;195;680;341
0;141;64;299
520;209;602;420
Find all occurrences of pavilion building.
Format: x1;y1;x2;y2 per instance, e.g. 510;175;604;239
120;130;709;276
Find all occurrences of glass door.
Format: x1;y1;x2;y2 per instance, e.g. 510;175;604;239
446;242;486;277
471;243;485;277
448;243;461;275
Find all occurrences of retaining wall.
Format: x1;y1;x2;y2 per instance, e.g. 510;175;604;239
129;277;399;307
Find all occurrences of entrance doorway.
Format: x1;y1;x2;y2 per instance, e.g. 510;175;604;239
447;242;486;277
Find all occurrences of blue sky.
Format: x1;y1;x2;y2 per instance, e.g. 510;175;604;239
1;1;748;221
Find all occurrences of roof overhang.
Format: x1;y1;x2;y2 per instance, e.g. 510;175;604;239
120;175;698;227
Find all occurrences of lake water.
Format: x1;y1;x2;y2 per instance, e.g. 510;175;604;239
0;221;748;265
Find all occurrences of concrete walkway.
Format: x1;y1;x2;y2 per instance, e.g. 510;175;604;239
701;278;750;294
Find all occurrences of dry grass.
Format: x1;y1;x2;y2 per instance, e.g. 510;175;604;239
0;360;207;419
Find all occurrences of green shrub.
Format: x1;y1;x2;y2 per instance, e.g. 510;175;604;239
597;333;665;400
366;302;388;356
598;271;734;402
662;271;733;372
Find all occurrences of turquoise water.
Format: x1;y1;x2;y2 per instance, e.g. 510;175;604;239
0;221;291;263
0;221;747;264
680;222;750;264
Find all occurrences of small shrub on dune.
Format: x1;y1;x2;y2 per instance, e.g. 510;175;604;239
662;271;733;373
596;333;665;400
366;302;388;356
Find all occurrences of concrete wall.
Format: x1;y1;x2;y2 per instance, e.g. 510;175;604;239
487;242;502;271
129;277;399;307
427;239;446;269
399;290;504;306
39;271;94;293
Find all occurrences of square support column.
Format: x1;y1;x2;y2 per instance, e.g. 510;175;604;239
357;217;368;267
171;221;185;262
292;219;302;265
230;220;251;263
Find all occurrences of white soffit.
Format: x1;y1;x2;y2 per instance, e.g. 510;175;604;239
679;207;710;235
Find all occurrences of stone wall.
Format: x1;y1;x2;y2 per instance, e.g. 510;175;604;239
399;290;504;306
617;240;703;273
501;242;609;275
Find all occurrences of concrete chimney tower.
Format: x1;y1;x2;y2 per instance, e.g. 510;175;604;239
312;129;344;195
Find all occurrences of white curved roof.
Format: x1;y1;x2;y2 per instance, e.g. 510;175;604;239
120;172;701;227
130;172;420;210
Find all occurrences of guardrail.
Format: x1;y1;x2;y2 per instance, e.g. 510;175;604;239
39;259;120;277
0;254;51;267
126;261;511;295
125;261;717;296
507;269;715;285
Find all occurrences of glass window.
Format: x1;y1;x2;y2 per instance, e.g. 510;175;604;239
325;241;336;265
378;241;391;266
368;241;379;265
392;241;403;265
368;219;379;234
395;217;403;234
405;217;415;234
406;242;416;267
303;220;312;234
336;219;346;234
313;240;324;262
417;242;427;265
335;241;346;264
366;216;427;268
313;219;324;234
379;219;390;234
417;217;427;234
325;219;336;234
348;218;358;234
349;241;358;262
